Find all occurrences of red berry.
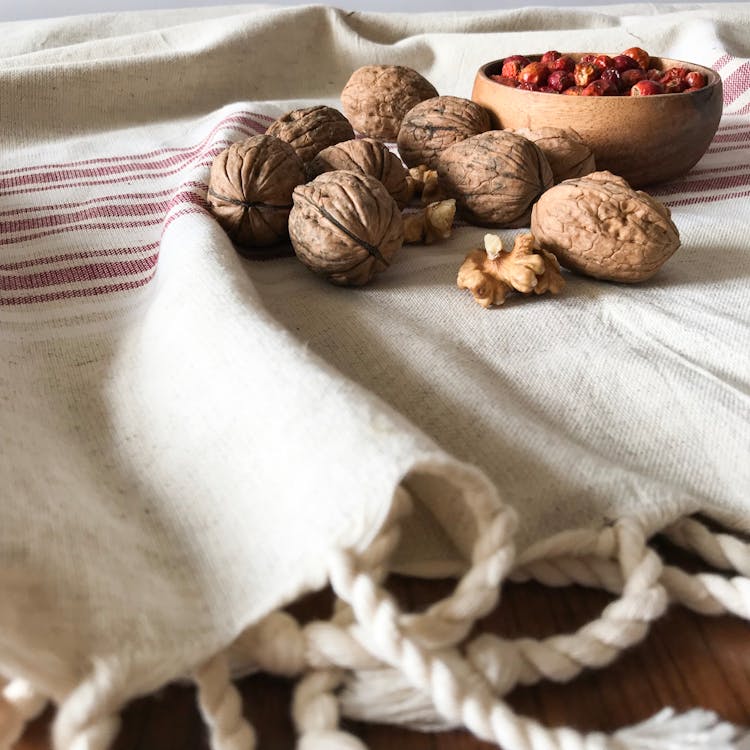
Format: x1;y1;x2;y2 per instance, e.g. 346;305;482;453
550;55;575;73
518;62;549;86
621;46;650;70
661;66;689;82
538;86;559;94
600;67;622;93
501;55;530;78
517;81;540;91
547;70;575;92
579;53;597;65
593;54;615;71
574;63;599;87
612;54;639;72
620;68;646;89
490;74;518;87
630;80;665;96
646;68;663;81
540;50;562;66
562;86;585;96
685;71;707;89
663;77;688;94
582;79;615;96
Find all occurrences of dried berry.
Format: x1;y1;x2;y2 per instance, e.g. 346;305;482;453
502;55;530;78
540;50;562;66
307;138;413;208
511;127;596;183
396;95;491;169
490;74;518;87
207;134;305;253
685;71;707;89
574;63;599;87
621;46;650;70
289;171;403;286
530;171;680;282
550;56;576;73
582;79;615;96
612;54;639;72
620;69;646;89
266;106;355;163
519;62;549;86
548;70;575;92
340;65;438;140
436;130;553;228
630;80;665;96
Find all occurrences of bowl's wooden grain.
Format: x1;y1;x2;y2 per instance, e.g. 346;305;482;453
471;55;723;187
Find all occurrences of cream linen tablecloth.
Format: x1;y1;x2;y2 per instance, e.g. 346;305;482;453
1;4;749;749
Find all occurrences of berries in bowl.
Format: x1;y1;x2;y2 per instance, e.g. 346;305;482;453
471;48;722;187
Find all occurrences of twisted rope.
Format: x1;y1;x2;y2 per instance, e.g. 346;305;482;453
0;679;47;750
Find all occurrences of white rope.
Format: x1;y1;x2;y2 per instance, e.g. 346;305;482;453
194;653;257;750
51;662;123;750
663;517;750;577
0;679;47;750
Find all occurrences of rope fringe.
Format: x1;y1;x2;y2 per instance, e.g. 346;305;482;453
3;507;748;749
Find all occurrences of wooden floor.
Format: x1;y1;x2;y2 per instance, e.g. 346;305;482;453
16;543;750;749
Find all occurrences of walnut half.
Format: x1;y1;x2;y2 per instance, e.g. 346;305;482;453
457;233;565;308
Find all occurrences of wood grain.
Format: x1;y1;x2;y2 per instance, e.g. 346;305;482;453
15;545;750;749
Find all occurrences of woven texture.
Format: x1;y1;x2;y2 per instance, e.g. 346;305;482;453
1;4;749;749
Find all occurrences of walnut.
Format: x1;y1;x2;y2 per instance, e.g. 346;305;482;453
402;200;456;245
511;127;596;183
289;170;403;286
340;65;438;141
437;130;554;228
457;233;565;308
530;171;681;282
307;138;414;208
266;106;355;163
207;134;305;253
397;96;491;169
408;165;445;205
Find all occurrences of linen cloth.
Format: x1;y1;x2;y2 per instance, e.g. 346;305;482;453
1;3;749;748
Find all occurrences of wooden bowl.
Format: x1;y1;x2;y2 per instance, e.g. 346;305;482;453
471;55;723;187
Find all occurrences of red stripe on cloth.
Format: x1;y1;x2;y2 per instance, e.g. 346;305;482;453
0;272;156;306
0;243;160;272
722;61;750;105
711;129;750;143
0;254;158;291
0;151;225;197
652;171;750;197
0;113;266;178
0;181;208;218
0;218;164;247
713;54;732;71
685;163;750;177
706;142;750;155
0;189;206;235
665;187;750;208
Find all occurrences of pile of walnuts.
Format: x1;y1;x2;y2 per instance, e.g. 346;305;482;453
207;62;680;307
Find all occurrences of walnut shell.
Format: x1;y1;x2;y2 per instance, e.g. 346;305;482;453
397;96;491;169
436;130;554;228
289;170;403;286
207;134;305;253
307;138;413;208
530;171;681;282
511;127;596;183
341;65;438;141
266;106;355;163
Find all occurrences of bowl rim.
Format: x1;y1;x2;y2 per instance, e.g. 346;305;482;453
477;54;722;99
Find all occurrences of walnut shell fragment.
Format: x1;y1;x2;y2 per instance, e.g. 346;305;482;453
511;127;596;184
530;171;681;282
341;65;438;140
289;170;403;286
266;106;355;163
207;134;305;253
308;138;413;208
457;233;564;308
397;96;491;169
437;130;554;228
402;200;456;245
